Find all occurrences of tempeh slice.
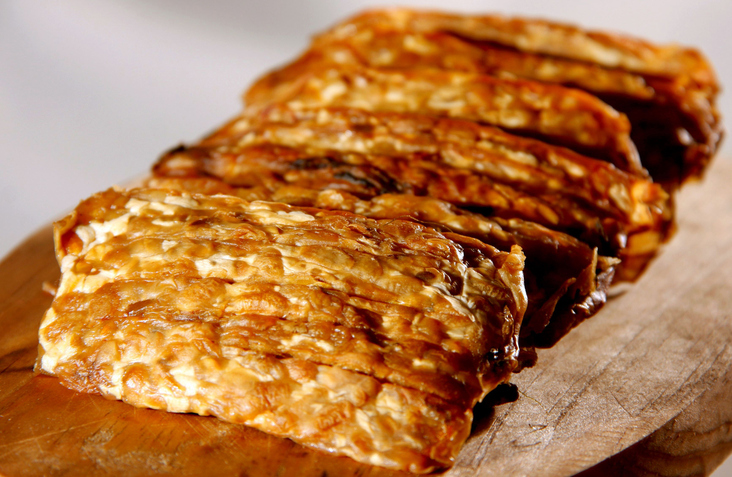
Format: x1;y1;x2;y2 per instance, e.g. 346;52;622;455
244;63;643;175
146;176;616;348
310;28;658;99
308;9;722;188
37;187;527;473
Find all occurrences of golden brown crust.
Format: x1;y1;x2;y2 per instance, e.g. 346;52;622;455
311;29;656;99
37;187;527;472
244;63;642;174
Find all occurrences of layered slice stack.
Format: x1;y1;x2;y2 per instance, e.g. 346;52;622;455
290;8;722;190
38;8;721;473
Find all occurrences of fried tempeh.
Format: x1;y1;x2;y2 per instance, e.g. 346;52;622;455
36;187;527;473
304;8;721;188
245;63;643;175
35;7;724;473
155;107;669;279
147;176;616;348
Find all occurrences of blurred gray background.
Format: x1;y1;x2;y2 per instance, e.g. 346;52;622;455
1;1;731;475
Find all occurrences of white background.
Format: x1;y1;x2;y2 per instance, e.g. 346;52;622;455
1;2;731;475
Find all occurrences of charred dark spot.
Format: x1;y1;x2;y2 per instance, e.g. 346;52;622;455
447;32;525;55
333;171;380;189
351;123;375;134
290;157;340;170
442;272;464;295
190;218;215;227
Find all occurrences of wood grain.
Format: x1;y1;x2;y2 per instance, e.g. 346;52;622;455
578;368;732;477
1;158;732;477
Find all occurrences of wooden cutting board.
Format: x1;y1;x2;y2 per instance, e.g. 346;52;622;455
1;159;732;477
